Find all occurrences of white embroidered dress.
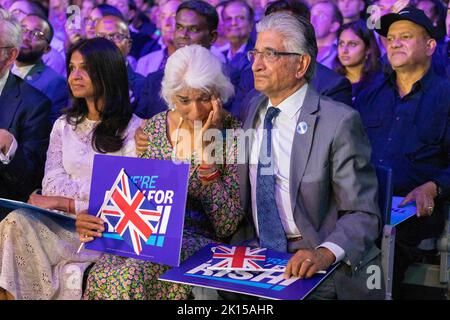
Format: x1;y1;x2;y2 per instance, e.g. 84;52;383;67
0;114;142;300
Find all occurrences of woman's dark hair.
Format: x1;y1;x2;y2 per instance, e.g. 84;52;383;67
66;38;132;154
334;20;381;83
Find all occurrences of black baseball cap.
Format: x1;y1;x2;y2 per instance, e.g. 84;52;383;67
376;6;435;38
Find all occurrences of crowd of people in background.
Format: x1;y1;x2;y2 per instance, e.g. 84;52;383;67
0;0;449;300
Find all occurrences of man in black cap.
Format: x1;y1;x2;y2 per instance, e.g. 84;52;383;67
355;7;450;299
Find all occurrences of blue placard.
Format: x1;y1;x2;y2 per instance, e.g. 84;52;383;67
85;154;190;267
159;243;339;300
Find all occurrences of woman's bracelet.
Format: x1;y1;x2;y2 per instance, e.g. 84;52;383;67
198;168;220;182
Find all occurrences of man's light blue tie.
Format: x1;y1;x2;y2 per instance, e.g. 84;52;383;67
256;107;287;252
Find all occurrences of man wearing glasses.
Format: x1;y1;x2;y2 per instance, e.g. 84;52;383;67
230;12;383;299
11;14;68;124
95;14;145;113
0;9;51;216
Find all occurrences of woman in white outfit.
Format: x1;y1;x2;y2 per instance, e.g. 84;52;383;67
0;37;142;300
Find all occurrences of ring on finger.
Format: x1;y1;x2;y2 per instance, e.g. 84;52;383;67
304;258;313;264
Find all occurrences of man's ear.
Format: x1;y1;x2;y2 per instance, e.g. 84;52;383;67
330;21;341;34
295;54;311;80
209;29;218;45
7;47;19;67
426;37;437;57
43;44;51;54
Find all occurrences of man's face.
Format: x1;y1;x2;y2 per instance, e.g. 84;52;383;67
252;30;300;97
8;1;33;22
311;3;338;39
85;8;104;39
386;20;435;70
158;0;179;43
174;9;215;49
223;2;253;44
17;15;50;64
337;0;363;21
95;17;131;58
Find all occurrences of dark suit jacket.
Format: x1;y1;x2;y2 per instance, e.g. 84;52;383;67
229;62;352;120
232;85;383;299
24;60;69;124
134;69;166;119
127;64;146;114
0;73;51;202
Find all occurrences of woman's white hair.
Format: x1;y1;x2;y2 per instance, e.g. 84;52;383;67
161;44;235;108
0;8;22;48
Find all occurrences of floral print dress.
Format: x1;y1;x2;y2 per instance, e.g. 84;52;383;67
83;111;244;300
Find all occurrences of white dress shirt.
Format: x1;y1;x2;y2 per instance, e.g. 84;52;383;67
0;70;18;164
249;84;345;262
11;63;35;79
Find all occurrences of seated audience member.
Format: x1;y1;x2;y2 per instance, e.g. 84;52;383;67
85;4;124;40
311;1;343;69
7;0;66;75
13;14;69;124
335;20;382;101
221;0;254;63
0;9;51;206
135;0;226;119
136;0;180;76
95;15;146;112
0;37;142;300
211;1;230;53
79;45;244;300
229;0;352;118
355;7;450;299
337;0;365;24
229;12;382;300
106;0;157;59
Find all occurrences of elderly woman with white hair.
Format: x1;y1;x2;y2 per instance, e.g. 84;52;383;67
82;45;244;300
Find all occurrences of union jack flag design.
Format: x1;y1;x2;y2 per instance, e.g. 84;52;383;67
101;169;162;255
208;246;267;271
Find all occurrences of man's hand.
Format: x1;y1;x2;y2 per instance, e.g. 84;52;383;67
0;129;14;155
134;121;149;155
75;210;105;243
399;181;438;217
284;247;335;279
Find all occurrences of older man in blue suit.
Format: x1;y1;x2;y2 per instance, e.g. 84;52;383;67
0;9;51;210
11;14;68;124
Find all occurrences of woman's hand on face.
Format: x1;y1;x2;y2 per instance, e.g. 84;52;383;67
75;211;105;243
201;94;223;132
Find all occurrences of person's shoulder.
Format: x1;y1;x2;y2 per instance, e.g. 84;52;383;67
15;75;51;107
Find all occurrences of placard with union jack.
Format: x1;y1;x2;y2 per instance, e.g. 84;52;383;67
85;154;190;266
207;245;268;271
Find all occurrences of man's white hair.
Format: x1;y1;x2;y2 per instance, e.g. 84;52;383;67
0;8;22;48
161;44;235;108
256;12;317;82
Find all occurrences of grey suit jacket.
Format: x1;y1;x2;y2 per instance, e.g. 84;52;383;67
232;85;383;297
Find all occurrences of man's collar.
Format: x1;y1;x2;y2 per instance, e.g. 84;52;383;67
0;70;10;96
267;83;308;119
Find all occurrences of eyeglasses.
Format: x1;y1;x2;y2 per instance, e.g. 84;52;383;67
247;49;302;63
96;33;130;43
21;27;50;43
